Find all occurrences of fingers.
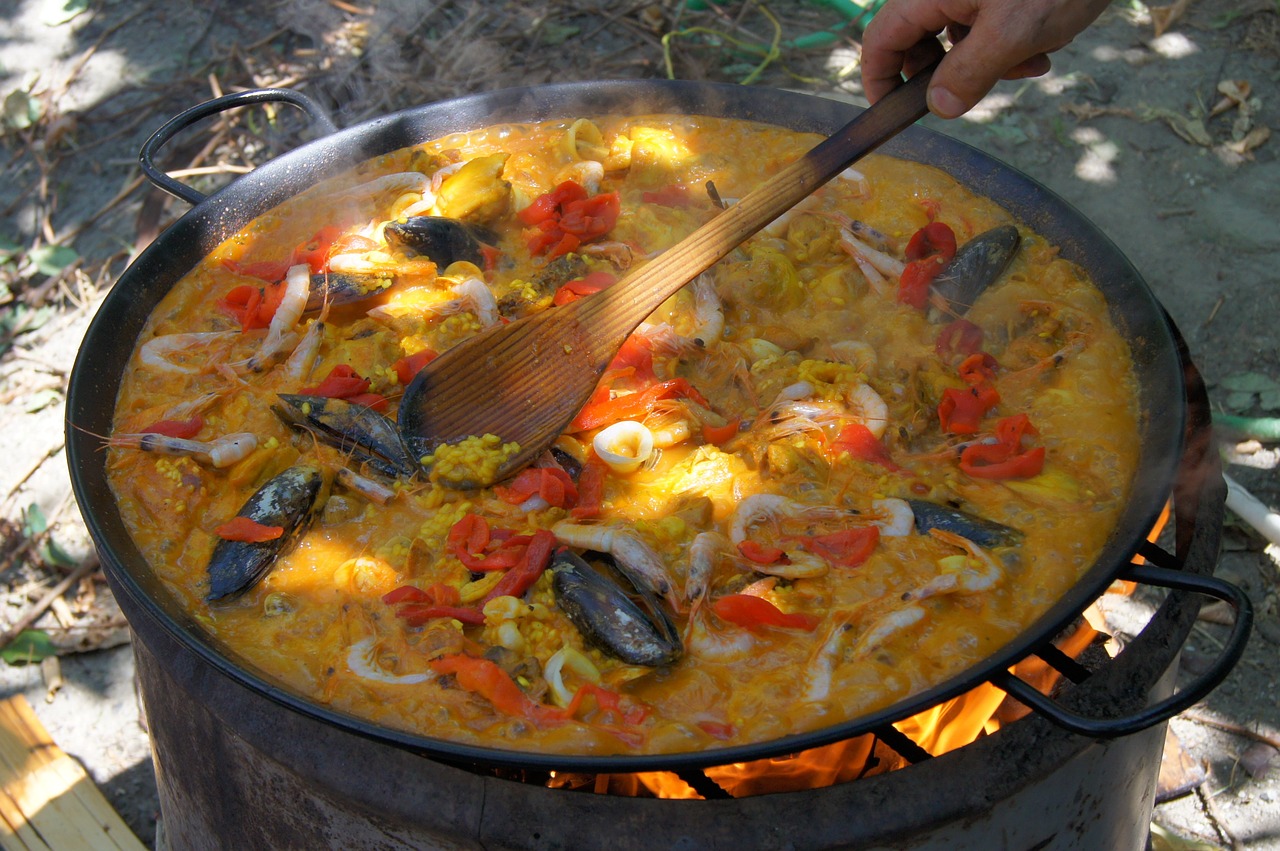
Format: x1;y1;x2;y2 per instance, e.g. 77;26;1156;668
860;0;967;103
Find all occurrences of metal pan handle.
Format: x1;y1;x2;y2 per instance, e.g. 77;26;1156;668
989;551;1252;738
139;88;337;206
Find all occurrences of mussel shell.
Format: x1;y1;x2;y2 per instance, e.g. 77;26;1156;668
305;272;395;312
273;394;418;478
550;550;683;667
928;225;1021;321
907;499;1024;548
383;216;489;268
207;464;326;601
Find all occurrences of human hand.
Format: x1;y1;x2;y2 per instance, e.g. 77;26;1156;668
860;0;1112;118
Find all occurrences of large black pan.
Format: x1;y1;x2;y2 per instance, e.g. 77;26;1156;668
66;81;1250;773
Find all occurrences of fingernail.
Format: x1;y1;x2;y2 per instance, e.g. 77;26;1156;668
927;86;966;119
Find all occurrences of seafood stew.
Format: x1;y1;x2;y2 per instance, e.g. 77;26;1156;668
106;111;1143;757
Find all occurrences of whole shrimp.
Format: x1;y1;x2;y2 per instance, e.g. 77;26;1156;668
243;263;310;372
903;528;1005;602
108;432;258;468
551;521;678;607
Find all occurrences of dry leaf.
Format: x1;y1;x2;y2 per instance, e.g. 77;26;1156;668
1142;106;1214;146
1060;102;1135;120
1150;0;1194;38
1210;79;1251;118
1224;125;1271;155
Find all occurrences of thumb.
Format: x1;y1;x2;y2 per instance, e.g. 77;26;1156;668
926;25;1035;118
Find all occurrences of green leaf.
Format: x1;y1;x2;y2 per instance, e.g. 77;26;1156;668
41;536;79;569
1221;372;1279;393
539;23;580;46
24;387;62;413
0;236;21;263
1;630;58;665
42;0;89;26
2;90;41;131
29;244;78;276
21;503;48;537
1259;388;1280;411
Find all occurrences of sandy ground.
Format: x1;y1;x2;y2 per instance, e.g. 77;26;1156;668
1;1;1278;848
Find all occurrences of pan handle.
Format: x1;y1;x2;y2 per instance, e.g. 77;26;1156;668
988;553;1252;738
139;88;337;206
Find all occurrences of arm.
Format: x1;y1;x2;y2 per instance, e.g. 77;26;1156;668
860;0;1112;118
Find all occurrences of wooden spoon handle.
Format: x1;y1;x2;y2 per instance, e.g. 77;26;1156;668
575;62;937;342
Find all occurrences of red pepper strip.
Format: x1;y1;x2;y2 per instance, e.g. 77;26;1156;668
447;514;525;571
905;221;957;263
518;181;588;226
957;352;999;386
641;184;697;207
214;516;284;543
696;720;736;740
960;444;1046;479
494;467;579;508
218;282;286;331
429;654;569;726
396;604;486;626
553;271;617;306
482;530;557;603
563;682;649;726
300;364;371;398
393;348;438;384
938;385;1000;435
701;417;741;446
570;454;608;520
140;416;204;439
712;594;820;632
291;224;345;274
935;319;984;360
831;423;904;471
737;540;789;565
608;334;656;384
382;585;433;604
792;527;880;568
570;378;710;432
898;222;957;309
958;413;1045;479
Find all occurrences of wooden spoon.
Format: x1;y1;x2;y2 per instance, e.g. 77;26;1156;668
398;64;936;487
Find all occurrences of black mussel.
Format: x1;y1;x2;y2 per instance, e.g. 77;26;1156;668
907;499;1024;548
207;464;326;601
305;272;395;313
929;225;1021;321
384;217;492;268
273;394;418;479
497;255;589;319
550;549;683;667
549;446;584;480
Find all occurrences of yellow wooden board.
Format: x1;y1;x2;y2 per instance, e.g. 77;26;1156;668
0;696;147;851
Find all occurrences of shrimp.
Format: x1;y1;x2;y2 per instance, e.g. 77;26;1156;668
108;432;258;468
851;605;927;656
685;531;728;620
283;320;325;384
846;383;889;438
336;467;396;505
685;618;757;662
579;241;635;269
368;276;499;329
551;521;677;606
803;620;854;702
243;263;310;372
903;528;1005;602
158;392;224;421
335;172;433;204
557;160;604;195
346;638;433;686
688;272;724;347
139;331;239;374
729;494;847;545
869;498;914;537
827;340;877;374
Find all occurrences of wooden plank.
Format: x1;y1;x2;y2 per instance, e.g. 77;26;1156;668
0;696;147;851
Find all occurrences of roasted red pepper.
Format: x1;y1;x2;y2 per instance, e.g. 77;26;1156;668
792;527;880;568
300;364;371;398
958;413;1046;479
957;352;999;386
218;282;286;331
641;184;697;207
737;540;789;565
140;416;204;439
712;594;820;632
447;514;526;571
897;222;957;309
430;654;569;726
831;422;903;471
214;516;284;542
570;378;710;432
392;348;438;384
701;417;741;446
938;385;1000;434
570;454;608;520
395;604;485;626
494;467;579;509
520;181;621;259
935;319;984;360
481;529;557;602
553;271;617;306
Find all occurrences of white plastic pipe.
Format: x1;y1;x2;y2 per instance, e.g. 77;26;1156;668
1223;473;1280;547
